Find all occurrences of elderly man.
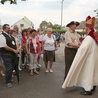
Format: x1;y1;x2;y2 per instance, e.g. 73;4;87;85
13;25;22;70
0;24;19;87
64;21;81;80
62;16;98;95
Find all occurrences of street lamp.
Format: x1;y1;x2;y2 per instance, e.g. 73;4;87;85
61;0;64;29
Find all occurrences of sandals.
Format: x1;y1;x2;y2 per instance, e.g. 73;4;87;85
29;70;39;76
29;72;33;76
34;70;39;75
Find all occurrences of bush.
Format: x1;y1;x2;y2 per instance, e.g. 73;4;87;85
77;31;86;35
52;29;66;34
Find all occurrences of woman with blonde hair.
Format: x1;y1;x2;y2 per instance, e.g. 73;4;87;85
42;28;58;73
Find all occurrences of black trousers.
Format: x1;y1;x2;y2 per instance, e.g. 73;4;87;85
1;53;17;84
64;47;77;80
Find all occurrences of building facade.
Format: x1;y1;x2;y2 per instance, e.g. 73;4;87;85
11;16;34;31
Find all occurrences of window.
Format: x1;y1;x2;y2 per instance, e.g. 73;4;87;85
20;24;24;28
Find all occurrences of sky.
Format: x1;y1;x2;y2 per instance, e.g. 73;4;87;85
0;0;98;29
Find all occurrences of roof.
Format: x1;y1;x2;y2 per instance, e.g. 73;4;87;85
23;16;33;26
11;16;34;27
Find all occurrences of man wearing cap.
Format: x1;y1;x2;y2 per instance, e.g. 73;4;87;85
64;21;81;80
62;16;98;95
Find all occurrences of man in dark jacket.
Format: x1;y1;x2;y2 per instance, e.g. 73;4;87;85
0;24;19;88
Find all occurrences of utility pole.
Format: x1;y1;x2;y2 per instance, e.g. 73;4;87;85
61;0;64;29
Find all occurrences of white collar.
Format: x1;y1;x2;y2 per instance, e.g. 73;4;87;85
3;31;9;35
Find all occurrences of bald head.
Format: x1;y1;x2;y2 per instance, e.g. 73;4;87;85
13;25;19;33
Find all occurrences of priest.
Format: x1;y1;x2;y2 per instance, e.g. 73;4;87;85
62;16;98;95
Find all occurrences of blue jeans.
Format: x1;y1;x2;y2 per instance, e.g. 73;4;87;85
1;53;17;84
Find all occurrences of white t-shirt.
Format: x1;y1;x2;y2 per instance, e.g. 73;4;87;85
0;34;7;48
42;34;56;51
38;35;43;42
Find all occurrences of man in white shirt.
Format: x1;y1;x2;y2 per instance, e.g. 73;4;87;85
0;24;19;88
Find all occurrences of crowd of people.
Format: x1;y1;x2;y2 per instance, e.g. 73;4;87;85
0;15;98;96
0;24;60;88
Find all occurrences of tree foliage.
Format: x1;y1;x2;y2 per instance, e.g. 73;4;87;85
0;0;27;4
39;20;53;31
94;9;98;17
39;20;66;33
0;0;17;4
52;24;61;29
94;9;98;32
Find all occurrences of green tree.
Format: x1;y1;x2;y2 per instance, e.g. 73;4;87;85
94;9;98;17
1;0;17;4
52;24;66;34
52;24;61;29
39;21;53;31
39;20;66;33
47;22;53;27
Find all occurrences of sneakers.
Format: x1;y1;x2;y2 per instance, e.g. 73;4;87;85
49;69;53;73
13;70;15;73
0;72;5;77
1;73;5;77
45;69;49;73
45;69;53;73
18;67;22;71
37;64;42;68
7;83;13;88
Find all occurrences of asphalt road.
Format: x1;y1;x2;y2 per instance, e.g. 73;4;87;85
0;43;97;98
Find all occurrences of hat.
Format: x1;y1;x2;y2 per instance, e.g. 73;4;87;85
66;21;80;27
86;16;96;28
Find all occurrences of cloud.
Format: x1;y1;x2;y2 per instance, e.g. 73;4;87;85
62;0;98;25
0;0;98;29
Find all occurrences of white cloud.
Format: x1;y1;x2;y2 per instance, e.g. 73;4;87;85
62;0;98;26
0;0;98;29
